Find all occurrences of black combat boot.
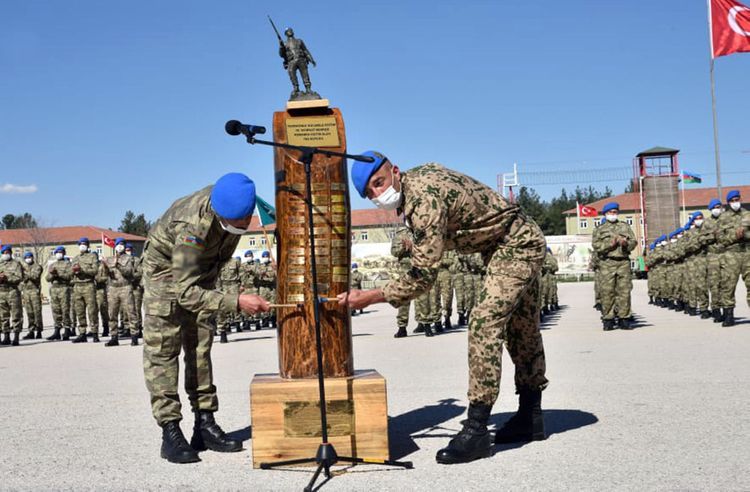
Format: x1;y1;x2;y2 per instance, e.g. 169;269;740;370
131;335;139;346
160;420;200;464
36;329;42;339
494;388;546;444
47;328;61;341
92;333;100;343
602;319;615;331
105;335;119;347
235;322;243;333
11;332;20;346
722;308;735;327
138;328;143;339
443;316;452;331
0;333;10;345
220;332;228;344
22;331;35;340
457;312;466;326
62;328;71;341
270;315;277;328
102;325;109;337
620;317;633;330
648;296;654;305
72;333;87;343
190;411;242;453
393;326;407;338
359;309;364;315
700;310;712;319
594;302;602;311
712;308;723;323
424;323;435;337
433;321;444;334
552;303;560;310
435;403;492;464
541;306;549;316
413;323;426;334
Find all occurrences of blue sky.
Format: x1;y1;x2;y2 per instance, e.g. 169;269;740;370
1;1;748;228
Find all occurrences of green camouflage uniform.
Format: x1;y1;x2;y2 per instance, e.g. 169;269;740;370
453;254;470;315
592;219;636;320
105;253;138;335
131;255;144;330
391;228;414;329
46;258;72;330
71;251;100;335
95;260;109;332
381;164;548;405
0;258;24;334
239;259;258;326
255;261;276;323
21;260;44;334
435;251;456;319
589;253;601;307
541;251;559;307
717;206;750;308
142;186;241;425
216;257;241;333
705;213;724;310
351;268;363;289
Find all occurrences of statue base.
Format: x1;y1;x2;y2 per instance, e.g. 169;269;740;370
250;369;389;468
286;98;330;110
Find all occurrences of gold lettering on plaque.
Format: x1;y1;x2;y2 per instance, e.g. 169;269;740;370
313;227;329;236
332;267;348;275
289;266;306;274
331;205;346;213
285;116;341;147
312;183;328;191
288;294;304;302
288;284;304;294
332;275;348;283
331;214;346;224
331;194;345;203
283;400;353;438
330;183;346;191
331;225;346;234
314;246;330;255
289;248;305;256
290;257;306;265
331;239;347;248
288;275;305;284
312;195;330;205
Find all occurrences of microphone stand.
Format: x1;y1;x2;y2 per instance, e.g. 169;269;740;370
234;129;413;492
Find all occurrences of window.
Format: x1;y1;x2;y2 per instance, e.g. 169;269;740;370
579;219;588;230
593;218;601;228
249;238;256;247
639;217;643;225
96;247;103;256
640;239;645;248
360;231;369;241
630;260;637;270
387;230;396;240
626;216;634;226
260;237;267;246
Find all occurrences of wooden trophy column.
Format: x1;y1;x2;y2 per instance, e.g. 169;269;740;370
249;102;389;467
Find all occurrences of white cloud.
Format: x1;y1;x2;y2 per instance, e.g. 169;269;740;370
0;183;38;194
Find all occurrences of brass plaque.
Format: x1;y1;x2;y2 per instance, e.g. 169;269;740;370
289;257;306;265
332;256;347;265
313;215;327;223
331;214;346;224
314;246;330;255
330;183;346;191
288;216;305;224
290;183;305;191
312;195;330;205
287;238;306;247
331;225;346;235
312;183;328;191
315;257;330;266
331;194;345;203
331;239;347;248
331;205;346;213
288;284;304;294
285;116;340;147
332;248;347;257
289;228;305;235
288;275;305;284
316;275;330;285
317;283;329;293
283;400;353;438
289;248;305;256
289;266;306;274
333;275;348;283
287;294;304;302
332;266;348;275
313;227;329;236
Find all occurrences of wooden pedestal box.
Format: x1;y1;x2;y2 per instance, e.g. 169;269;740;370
250;370;389;468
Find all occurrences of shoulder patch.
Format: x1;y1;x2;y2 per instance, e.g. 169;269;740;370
182;235;206;251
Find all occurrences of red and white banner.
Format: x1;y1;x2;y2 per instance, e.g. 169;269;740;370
710;0;750;58
577;202;598;218
102;234;115;248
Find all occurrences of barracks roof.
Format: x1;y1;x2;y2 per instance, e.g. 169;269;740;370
246;209;401;232
0;226;146;246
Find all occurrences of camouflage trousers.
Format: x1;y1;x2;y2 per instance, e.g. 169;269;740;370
217;285;240;333
0;286;23;334
707;253;723;310
258;287;276;321
72;282;99;334
143;284;218;425
454;273;467;313
687;255;709;310
96;286;109;329
396;301;411;328
593;269;601;305
541;274;557;305
133;286;144;328
415;283;440;324
599;259;632;320
436;269;454;317
49;285;71;329
467;249;547;405
22;287;43;332
720;249;750;309
109;284;138;335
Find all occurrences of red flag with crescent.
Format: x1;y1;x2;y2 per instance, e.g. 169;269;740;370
102;234;115;248
710;0;750;58
578;203;598;218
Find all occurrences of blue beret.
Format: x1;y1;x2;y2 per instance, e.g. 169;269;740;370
352;263;358;268
691;211;703;219
234;256;241;260
1;245;11;253
602;202;619;214
115;237;126;246
210;173;256;220
649;243;655;251
659;235;667;242
708;199;721;209
351;151;388;198
125;243;133;249
262;251;270;257
677;227;685;234
78;237;90;244
600;217;606;225
244;250;253;256
54;246;66;254
23;251;33;258
726;190;740;202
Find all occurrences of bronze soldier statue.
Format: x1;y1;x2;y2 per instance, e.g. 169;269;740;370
269;17;320;101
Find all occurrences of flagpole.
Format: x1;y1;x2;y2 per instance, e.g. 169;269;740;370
707;0;723;198
576;201;581;234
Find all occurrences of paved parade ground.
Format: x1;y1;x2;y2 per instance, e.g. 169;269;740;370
1;280;749;491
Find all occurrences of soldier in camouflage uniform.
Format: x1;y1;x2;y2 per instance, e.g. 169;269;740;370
684;212;713;317
239;250;257;330
141;173;270;464
70;238;100;343
104;237;139;346
342;153;548;464
592;203;637;330
717;190;750;326
126;243;144;337
436;250;457;330
20;251;44;340
541;247;559;315
46;246;73;341
706;199;725;322
453;254;470;325
0;245;24;346
94;252;110;337
589;248;601;311
255;251;277;328
391;228;414;337
216;256;241;343
350;263;364;316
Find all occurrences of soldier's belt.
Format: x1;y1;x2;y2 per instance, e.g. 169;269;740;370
109;281;131;288
72;280;96;285
0;285;17;290
50;281;70;286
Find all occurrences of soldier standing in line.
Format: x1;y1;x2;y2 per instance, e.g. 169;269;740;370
126;243;144;337
705;199;726;322
70;238;100;343
216;256;241;343
350;263;364;316
255;251;277;328
436;251;456;330
391;228;414;338
239;250;257;330
592;203;637;330
46;246;73;341
141;173;270;464
94;252;111;337
20;251;44;340
0;245;24;346
105;237;139;347
340;152;549;464
453;254;469;326
541;247;559;315
717;190;750;327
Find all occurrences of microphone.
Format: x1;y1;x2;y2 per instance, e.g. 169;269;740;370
225;120;266;137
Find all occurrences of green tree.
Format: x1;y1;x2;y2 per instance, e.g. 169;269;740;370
1;213;38;229
119;210;151;237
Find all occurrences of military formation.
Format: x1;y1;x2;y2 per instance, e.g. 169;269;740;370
645;190;750;327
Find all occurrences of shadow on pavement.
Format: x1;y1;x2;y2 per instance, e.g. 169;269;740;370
490;408;598;453
221;335;275;344
540;305;567;329
388;398;466;460
227;425;252;442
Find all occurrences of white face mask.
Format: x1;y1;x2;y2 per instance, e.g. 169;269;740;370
25;258;33;264
730;202;741;212
605;213;618;223
1;254;11;261
245;256;253;263
55;253;64;260
677;234;684;239
79;244;88;253
115;244;125;253
694;219;704;227
371;168;402;210
125;250;133;256
220;220;247;235
261;257;270;264
711;208;722;217
670;239;677;244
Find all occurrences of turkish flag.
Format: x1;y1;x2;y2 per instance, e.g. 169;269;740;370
102;235;115;248
578;203;598;218
711;0;750;58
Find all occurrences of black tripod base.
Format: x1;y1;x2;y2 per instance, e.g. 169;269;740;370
260;442;413;491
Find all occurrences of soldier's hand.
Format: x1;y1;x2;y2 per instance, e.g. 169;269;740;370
49;267;57;276
619;237;629;247
0;273;6;283
611;237;619;247
238;294;271;315
72;264;81;274
402;238;413;251
736;227;745;240
336;289;384;310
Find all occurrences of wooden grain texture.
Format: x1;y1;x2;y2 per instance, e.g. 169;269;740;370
273;107;354;378
250;370;389;468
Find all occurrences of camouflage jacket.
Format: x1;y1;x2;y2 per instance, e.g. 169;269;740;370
20;261;42;291
142;185;241;314
705;214;724;254
0;258;24;288
542;252;558;275
45;258;73;285
351;269;363;289
255;262;276;289
132;255;143;289
105;253;136;287
240;261;257;291
717;207;750;251
382;164;545;307
71;251;99;284
218;257;241;289
592;220;636;261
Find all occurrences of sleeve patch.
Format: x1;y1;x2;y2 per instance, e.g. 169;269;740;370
182;235;206;251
